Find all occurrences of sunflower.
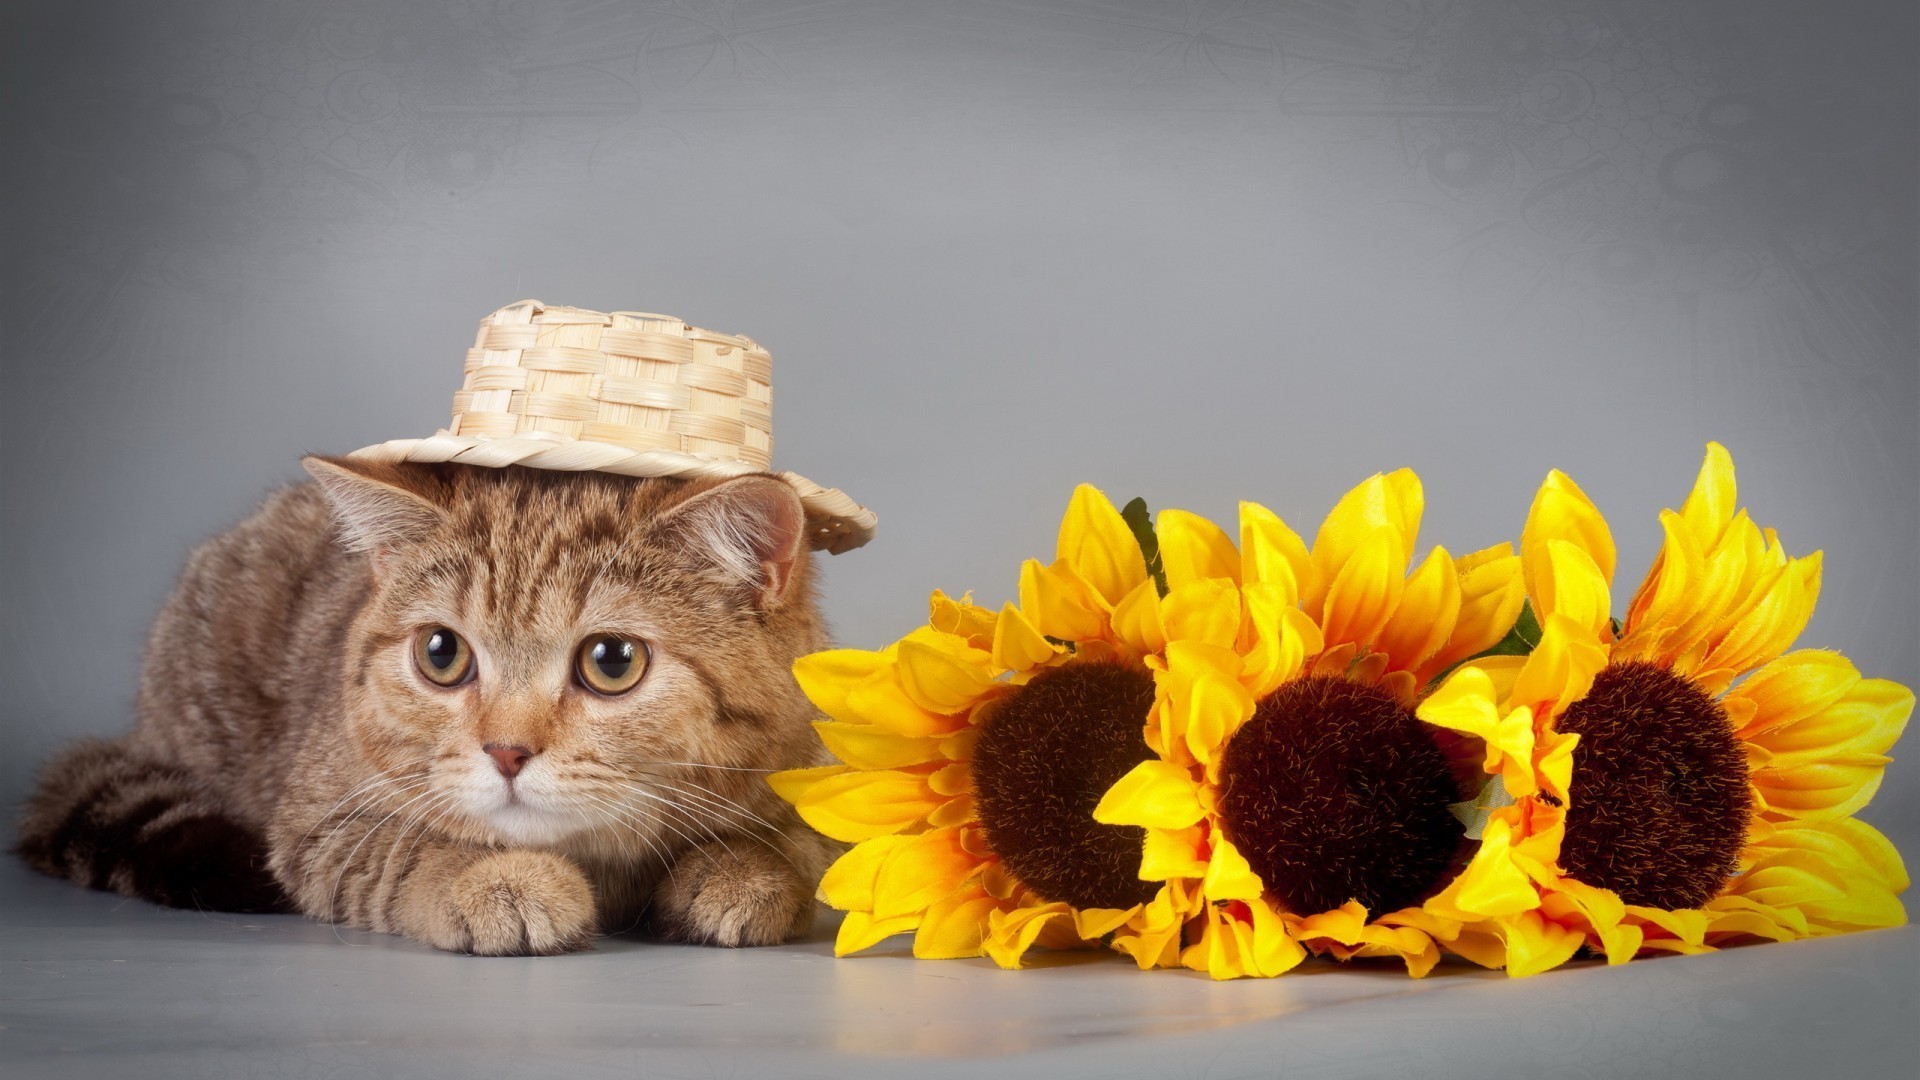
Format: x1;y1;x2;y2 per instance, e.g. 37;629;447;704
1092;470;1530;978
769;485;1211;967
1413;443;1911;977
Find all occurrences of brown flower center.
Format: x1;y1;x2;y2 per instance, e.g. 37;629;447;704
1217;676;1465;916
971;661;1160;910
1554;660;1751;908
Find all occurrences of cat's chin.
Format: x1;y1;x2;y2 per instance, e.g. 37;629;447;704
482;802;591;847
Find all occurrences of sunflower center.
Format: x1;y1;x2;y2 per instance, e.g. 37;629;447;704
971;661;1160;910
1554;660;1751;908
1217;676;1465;916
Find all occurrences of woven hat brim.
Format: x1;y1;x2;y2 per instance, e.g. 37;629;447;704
348;432;876;555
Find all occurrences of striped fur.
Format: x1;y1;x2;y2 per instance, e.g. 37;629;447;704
17;460;840;954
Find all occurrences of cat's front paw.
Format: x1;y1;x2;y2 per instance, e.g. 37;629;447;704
445;850;596;955
653;843;814;947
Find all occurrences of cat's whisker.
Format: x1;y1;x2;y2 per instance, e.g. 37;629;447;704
631;760;780;774
604;784;737;860
633;773;796;845
326;783;446;936
298;770;423;858
604;778;804;878
305;777;434;882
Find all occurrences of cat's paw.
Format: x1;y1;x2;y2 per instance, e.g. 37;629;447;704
444;850;596;956
652;843;814;947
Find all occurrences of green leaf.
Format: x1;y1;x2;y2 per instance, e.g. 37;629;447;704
1120;496;1170;598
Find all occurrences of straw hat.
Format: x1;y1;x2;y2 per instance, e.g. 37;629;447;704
349;299;876;554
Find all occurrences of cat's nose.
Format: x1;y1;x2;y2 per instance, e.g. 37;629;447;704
483;743;534;780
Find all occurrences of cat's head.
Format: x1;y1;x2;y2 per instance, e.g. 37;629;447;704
303;456;829;852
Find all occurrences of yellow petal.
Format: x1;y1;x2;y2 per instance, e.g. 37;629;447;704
1109;577;1168;656
1678;441;1738;548
1319;526;1407;653
1373;545;1462;673
811;721;947;770
1307;469;1424;617
1239;501;1314;604
991;601;1060;672
818;835;913;911
1697;552;1822;684
1521;470;1617;612
871;827;981;920
1535;539;1612;637
893;638;998;714
835;910;921;955
1747;676;1912;766
774;767;939;842
792;649;890;724
1139;824;1210;881
1157;508;1241;590
1752;756;1892;821
1056;484;1149;608
912;884;1000;959
1501;909;1587;977
1429;817;1542;920
1202;835;1264;901
1239;585;1316;699
929;590;998;649
1159;578;1242;652
1093;760;1207;830
1418;549;1526;683
1019;558;1108;642
1419;667;1539;798
1726;649;1862;741
983;904;1075;969
844;666;964;738
1510;613;1609;718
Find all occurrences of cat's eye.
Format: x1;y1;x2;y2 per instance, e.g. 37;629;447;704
576;634;649;696
413;627;474;687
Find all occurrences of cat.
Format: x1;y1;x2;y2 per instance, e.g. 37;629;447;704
17;456;840;955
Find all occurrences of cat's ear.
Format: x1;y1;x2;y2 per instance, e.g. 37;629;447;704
653;475;808;610
302;456;447;562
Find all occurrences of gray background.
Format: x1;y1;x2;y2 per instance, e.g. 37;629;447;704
2;2;1916;1077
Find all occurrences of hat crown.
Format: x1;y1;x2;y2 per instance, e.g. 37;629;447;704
448;299;775;470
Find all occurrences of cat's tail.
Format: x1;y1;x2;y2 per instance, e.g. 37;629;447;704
16;738;292;913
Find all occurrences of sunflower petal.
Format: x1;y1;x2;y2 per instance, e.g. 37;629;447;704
1726;650;1861;741
1521;470;1617;612
792;649;891;724
835;911;921;955
912;884;1000;959
818;835;913;912
1320;526;1408;652
1240;500;1314;604
893;638;999;715
983;904;1075;969
1535;539;1612;637
1019;558;1108;642
1500;910;1587;977
1202;835;1264;901
1160;578;1243;652
991;601;1060;672
1418;548;1526;682
774;766;939;842
1307;469;1424;616
1109;578;1169;656
1374;545;1463;674
871;827;980;920
1056;484;1150;607
1157;508;1241;590
1747;676;1912;766
1678;442;1738;547
1511;612;1609;718
1094;760;1207;830
811;721;947;770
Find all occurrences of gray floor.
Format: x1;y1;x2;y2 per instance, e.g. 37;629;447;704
3;859;1914;1080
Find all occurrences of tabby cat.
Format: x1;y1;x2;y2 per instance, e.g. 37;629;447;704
18;457;839;954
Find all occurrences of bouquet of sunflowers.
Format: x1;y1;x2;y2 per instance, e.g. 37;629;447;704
768;444;1910;978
